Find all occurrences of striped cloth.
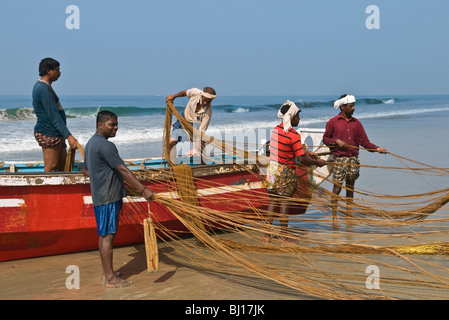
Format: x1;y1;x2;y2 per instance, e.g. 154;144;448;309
269;124;305;166
34;131;66;148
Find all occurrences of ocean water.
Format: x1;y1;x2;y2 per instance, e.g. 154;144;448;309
2;94;449;236
2;94;449;163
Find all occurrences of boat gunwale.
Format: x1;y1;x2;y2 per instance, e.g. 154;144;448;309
0;161;261;186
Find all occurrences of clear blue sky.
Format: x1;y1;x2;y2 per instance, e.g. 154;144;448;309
0;0;448;96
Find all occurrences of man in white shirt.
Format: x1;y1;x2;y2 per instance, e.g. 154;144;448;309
165;87;216;162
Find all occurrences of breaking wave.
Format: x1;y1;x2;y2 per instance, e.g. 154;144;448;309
0;96;438;122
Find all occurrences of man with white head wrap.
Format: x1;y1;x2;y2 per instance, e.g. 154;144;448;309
264;100;327;244
333;95;356;109
166;87;216;162
323;94;387;229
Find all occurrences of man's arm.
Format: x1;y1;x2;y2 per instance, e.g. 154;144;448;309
322;119;337;146
115;164;155;201
297;154;327;167
356;121;387;153
165;90;187;102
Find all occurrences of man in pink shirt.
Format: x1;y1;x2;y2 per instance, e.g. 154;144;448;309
323;94;387;229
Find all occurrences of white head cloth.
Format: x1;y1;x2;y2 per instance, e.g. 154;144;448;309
278;100;300;133
201;91;216;99
333;95;356;109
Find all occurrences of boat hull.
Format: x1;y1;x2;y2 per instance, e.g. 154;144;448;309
0;163;314;262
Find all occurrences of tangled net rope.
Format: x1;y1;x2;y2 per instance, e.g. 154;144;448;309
121;101;449;300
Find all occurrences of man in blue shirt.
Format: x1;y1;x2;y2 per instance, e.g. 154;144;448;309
84;110;155;288
32;58;78;171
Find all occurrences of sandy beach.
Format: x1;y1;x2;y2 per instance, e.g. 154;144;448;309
2;228;449;302
0;235;315;301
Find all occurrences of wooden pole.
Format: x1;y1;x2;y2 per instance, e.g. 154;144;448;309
64;148;76;171
64;142;85;172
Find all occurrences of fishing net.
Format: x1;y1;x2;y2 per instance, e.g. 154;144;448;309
121;101;449;300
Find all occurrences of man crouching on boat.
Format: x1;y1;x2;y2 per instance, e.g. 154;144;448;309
265;101;327;244
83;110;155;288
165;87;216;163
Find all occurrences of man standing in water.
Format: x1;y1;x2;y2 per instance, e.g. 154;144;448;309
265;101;327;244
165;87;216;163
323;94;387;229
83;110;155;288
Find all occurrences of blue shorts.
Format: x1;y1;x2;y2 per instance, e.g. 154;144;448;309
172;112;193;142
94;200;123;236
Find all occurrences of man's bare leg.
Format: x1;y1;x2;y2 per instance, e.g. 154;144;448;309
99;234;131;288
345;179;355;217
278;200;297;244
264;196;280;243
331;184;342;229
168;138;178;163
42;146;59;172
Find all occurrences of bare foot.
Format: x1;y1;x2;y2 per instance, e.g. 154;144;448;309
280;237;298;246
332;221;341;230
102;271;123;281
263;234;271;243
105;277;132;288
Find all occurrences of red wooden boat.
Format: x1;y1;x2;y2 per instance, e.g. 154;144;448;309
0;129;329;262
